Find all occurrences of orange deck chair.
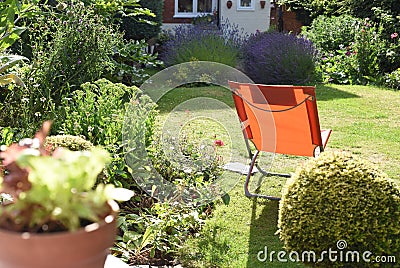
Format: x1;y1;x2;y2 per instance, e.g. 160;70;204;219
229;81;332;200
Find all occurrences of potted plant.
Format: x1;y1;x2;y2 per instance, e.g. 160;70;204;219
0;121;133;268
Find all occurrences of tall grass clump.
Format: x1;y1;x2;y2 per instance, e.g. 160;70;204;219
240;32;317;85
161;20;247;67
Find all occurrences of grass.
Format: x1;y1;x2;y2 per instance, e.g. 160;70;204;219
155;84;400;268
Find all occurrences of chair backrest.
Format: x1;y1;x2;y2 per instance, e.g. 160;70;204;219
229;81;325;157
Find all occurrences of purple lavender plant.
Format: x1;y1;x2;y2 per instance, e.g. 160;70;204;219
241;32;317;85
161;19;247;67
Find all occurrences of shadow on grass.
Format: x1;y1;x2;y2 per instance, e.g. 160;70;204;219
316;85;360;101
246;198;304;268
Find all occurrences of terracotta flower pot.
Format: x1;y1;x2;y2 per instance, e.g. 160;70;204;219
227;0;232;9
0;201;119;268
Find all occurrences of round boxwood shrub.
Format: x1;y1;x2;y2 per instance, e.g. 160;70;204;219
240;32;317;85
278;151;400;267
44;135;93;152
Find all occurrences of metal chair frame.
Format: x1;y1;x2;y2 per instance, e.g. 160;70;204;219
229;81;331;200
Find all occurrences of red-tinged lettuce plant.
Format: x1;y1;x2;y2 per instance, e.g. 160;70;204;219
0;121;133;233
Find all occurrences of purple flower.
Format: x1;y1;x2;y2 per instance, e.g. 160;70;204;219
77;59;82;65
241;32;316;84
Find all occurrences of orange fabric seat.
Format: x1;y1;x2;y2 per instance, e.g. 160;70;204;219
229;81;332;199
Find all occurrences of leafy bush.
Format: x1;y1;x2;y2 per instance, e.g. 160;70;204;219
27;1;121;105
316;48;358;84
0;1;123;136
278;151;400;267
60;78;157;187
241;32;317;85
281;0;400;75
385;68;400;90
118;0;163;41
104;39;162;86
161;20;246;67
80;0;153;20
306;15;385;85
353;19;383;82
148;130;223;190
302;15;362;52
115;202;207;265
277;0;347;24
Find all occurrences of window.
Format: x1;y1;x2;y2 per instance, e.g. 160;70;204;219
175;0;216;17
237;0;254;10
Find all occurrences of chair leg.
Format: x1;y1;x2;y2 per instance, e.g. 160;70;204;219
244;150;282;200
244;139;291;178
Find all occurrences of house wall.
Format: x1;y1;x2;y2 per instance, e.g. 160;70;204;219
220;1;271;34
162;0;271;35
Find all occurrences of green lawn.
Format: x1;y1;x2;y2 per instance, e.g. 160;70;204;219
155;84;400;268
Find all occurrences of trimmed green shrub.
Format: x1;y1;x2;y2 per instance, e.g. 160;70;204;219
241;32;317;85
278;151;400;267
44;135;93;152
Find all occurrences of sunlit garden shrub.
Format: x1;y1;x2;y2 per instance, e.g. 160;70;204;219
278;151;400;267
161;20;246;67
60;78;157;187
115;201;207;264
28;2;121;105
241;32;317;85
385;68;400;90
305;15;387;85
302;15;362;53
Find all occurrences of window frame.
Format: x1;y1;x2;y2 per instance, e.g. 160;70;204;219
174;0;217;18
237;0;255;10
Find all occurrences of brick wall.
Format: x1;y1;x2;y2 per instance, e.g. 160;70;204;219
270;5;303;34
163;0;192;23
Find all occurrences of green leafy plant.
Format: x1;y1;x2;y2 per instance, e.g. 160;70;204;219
0;121;133;232
0;0;34;87
278;151;400;267
80;0;154;22
117;0;163;41
60;79;157;188
0;0;38;52
105;39;162;86
385;68;400;90
114;201;206;264
148;130;224;190
27;1;121;105
302;15;362;53
0;54;26;87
